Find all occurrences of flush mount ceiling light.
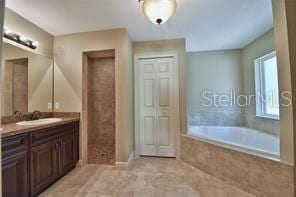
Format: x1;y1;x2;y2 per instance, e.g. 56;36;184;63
139;0;177;25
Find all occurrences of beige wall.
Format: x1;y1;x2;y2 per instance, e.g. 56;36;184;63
54;28;133;163
2;43;53;114
284;0;296;172
133;39;187;134
187;50;243;112
4;8;53;58
283;1;296;188
272;0;294;165
0;0;4;194
125;33;134;158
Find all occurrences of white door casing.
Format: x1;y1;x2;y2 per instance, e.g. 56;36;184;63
135;54;179;158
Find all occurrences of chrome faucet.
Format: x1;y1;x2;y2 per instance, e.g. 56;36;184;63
13;111;23;119
30;110;42;120
13;111;21;115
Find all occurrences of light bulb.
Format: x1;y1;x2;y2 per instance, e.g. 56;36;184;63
19;36;28;42
32;41;40;47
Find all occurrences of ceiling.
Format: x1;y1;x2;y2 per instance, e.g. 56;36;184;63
5;0;274;52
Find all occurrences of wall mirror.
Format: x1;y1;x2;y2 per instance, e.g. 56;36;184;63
1;41;53;117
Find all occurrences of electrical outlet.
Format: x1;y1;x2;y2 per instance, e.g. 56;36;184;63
55;102;60;110
48;102;52;109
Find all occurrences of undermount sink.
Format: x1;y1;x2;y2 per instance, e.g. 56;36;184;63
16;118;63;126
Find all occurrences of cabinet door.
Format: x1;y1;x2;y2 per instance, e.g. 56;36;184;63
2;152;29;197
30;140;59;196
59;131;78;176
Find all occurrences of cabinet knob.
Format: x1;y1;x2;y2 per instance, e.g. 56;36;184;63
55;143;59;151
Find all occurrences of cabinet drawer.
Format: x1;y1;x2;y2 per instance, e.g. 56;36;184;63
2;134;29;158
30;123;78;147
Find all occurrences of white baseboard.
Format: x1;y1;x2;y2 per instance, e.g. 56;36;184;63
115;151;134;170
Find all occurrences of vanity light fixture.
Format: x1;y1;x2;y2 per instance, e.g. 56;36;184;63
3;27;39;49
139;0;177;25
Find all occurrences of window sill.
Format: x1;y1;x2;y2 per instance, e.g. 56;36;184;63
255;114;280;120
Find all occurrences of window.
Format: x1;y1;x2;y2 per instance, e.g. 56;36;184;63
254;51;280;120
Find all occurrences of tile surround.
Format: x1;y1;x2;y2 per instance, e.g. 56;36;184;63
87;57;115;165
181;135;294;197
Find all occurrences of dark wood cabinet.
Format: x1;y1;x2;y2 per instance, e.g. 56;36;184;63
2;121;79;197
30;140;59;196
2;133;29;197
59;131;78;176
2;151;29;197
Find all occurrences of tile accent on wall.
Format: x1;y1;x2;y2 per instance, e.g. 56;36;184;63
244;110;280;136
87;57;115;165
1;112;80;125
53;112;80;118
188;109;280;136
188;110;245;126
181;135;294;197
1;112;53;124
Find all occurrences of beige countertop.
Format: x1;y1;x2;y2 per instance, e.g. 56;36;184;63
1;117;80;138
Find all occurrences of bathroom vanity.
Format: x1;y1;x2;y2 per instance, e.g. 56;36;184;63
1;24;81;196
0;32;81;197
1;119;79;197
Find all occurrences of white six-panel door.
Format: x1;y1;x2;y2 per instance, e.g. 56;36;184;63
138;57;176;157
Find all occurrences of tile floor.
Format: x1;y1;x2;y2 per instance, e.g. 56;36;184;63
40;157;254;197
